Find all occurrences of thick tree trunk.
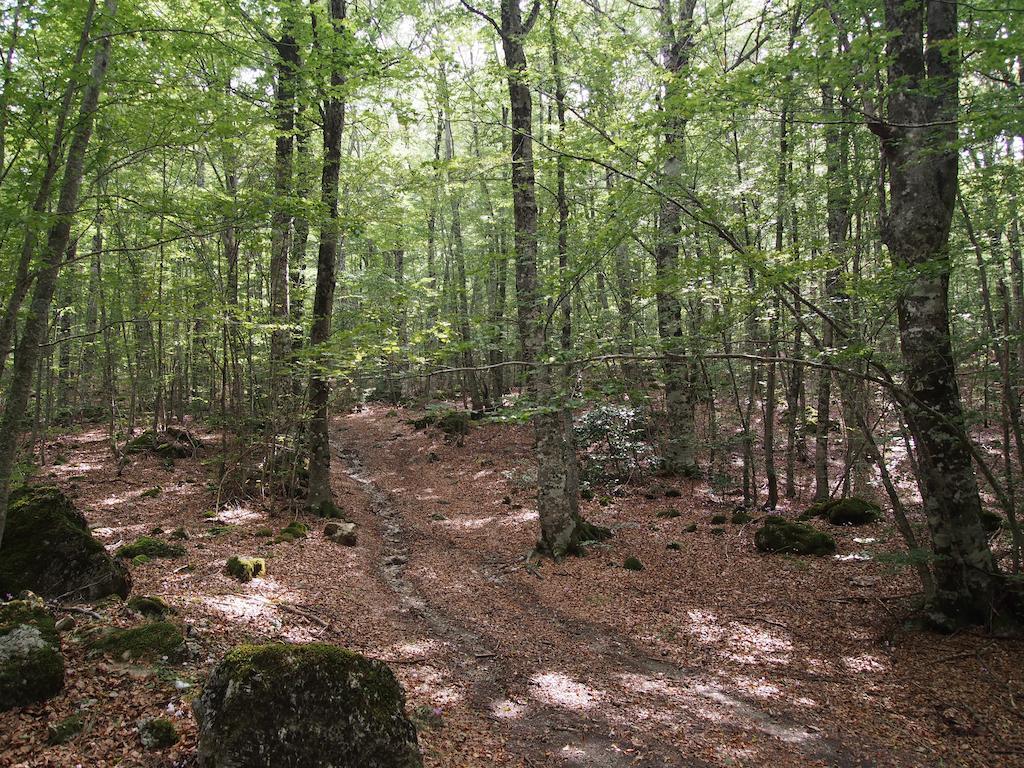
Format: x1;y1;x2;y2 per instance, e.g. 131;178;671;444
655;0;700;479
306;0;346;512
0;0;115;549
874;0;1013;627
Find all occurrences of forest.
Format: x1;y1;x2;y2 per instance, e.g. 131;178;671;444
0;0;1022;765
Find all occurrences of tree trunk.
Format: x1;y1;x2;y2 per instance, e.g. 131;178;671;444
655;0;700;479
306;0;346;513
873;0;1012;627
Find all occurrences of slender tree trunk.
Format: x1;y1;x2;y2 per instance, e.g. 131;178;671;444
306;0;346;512
270;21;298;411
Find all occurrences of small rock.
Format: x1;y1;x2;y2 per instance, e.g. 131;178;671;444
324;522;357;546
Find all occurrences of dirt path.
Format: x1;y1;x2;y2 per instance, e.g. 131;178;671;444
331;411;861;768
4;410;1022;767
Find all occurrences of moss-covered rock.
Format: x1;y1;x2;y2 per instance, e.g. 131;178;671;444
0;596;65;711
47;714;84;745
656;508;680;519
139;717;179;749
623;556;643;571
127;595;174;620
194;643;422;768
436;411;470;445
87;620;186;663
226;556;265;582
324;521;357;546
275;521;309;543
0;486;131;602
710;514;727;525
116;536;185;560
125;428;203;459
800;497;880;526
755;517;836;556
730;509;752;525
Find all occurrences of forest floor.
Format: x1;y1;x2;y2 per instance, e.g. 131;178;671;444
3;404;1024;767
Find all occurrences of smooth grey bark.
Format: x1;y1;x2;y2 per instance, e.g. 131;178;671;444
873;0;1013;627
463;0;603;557
655;0;699;478
0;0;116;549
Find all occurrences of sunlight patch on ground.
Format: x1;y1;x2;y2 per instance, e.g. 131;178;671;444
98;492;134;507
731;675;781;699
440;516;496;529
834;553;872;562
843;653;887;673
491;698;527;719
281;625;320;643
203;594;281;627
216;504;263;524
529;672;604;710
407;666;464;705
502;509;539;525
48;461;102;475
684;611;792;665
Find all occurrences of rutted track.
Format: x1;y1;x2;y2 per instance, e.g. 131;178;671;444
334;418;859;768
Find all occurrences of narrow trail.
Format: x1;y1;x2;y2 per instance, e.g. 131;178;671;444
331;411;861;768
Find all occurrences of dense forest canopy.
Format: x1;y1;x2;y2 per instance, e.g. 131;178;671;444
0;0;1022;721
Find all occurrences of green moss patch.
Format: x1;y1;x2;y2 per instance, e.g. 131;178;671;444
117;536;185;560
623;556;644;571
755;516;836;556
800;497;880;526
656;508;680;519
139;717;179;749
275;521;309;543
0;486;131;601
47;714;84;745
731;510;752;525
87;621;185;663
710;514;727;524
226;556;266;583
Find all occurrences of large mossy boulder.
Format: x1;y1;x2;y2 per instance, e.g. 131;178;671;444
800;497;880;526
194;643;422;768
0;486;131;601
755;516;836;556
0;595;65;711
